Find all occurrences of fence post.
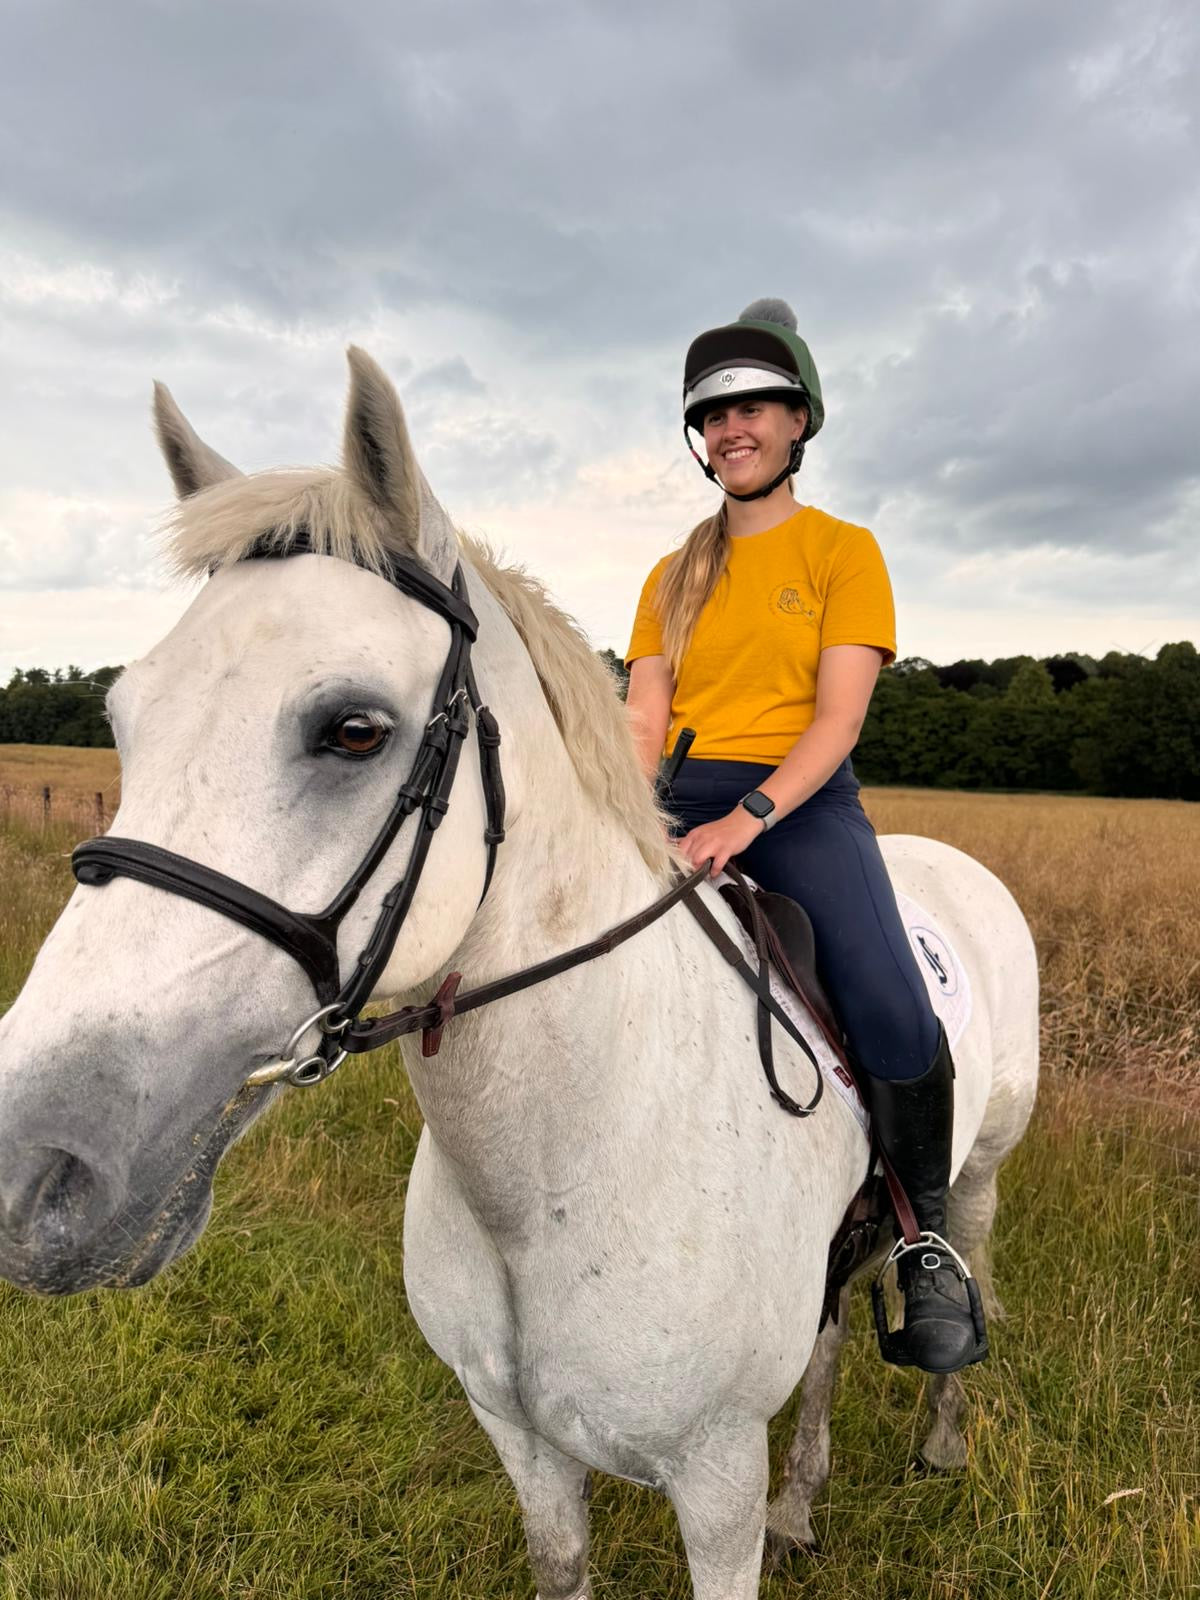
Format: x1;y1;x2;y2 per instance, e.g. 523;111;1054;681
43;785;51;829
95;791;105;833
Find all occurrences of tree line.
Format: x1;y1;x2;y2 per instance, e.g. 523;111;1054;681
6;644;1199;800
600;643;1200;801
0;667;121;747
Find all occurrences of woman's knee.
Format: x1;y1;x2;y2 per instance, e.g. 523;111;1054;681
838;978;939;1080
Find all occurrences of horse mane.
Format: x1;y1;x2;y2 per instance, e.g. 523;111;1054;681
165;469;677;883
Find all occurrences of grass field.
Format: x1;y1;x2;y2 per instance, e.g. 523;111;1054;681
0;742;120;797
0;760;1195;1599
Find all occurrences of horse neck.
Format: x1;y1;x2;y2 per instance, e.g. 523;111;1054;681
404;629;678;1203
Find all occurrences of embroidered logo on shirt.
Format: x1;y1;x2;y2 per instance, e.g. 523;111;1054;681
770;582;819;622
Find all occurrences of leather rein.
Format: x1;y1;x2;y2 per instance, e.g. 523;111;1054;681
68;540;822;1116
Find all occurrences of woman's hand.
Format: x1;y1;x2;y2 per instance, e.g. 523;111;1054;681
678;807;766;878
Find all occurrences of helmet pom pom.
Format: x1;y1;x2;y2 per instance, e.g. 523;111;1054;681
738;297;798;331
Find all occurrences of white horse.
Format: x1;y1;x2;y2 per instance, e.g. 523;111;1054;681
0;350;1038;1599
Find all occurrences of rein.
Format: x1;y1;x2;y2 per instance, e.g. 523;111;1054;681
68;540;822;1116
336;860;712;1059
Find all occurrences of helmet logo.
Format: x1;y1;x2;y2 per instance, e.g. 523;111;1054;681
720;370;735;387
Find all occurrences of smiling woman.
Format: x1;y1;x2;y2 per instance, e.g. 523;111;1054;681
625;296;989;1378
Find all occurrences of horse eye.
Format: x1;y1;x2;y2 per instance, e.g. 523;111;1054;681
327;713;390;758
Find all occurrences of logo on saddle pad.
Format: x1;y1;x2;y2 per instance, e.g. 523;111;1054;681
914;931;953;991
895;896;972;1049
769;581;819;623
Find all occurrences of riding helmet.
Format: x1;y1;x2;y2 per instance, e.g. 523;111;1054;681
682;298;824;440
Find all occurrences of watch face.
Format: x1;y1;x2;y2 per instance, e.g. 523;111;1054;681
742;791;774;819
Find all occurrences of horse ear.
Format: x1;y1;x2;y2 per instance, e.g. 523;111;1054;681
343;347;457;578
153;383;242;498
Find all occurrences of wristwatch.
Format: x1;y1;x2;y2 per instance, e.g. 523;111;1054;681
739;790;777;830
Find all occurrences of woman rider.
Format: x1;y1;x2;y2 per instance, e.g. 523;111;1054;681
624;298;986;1375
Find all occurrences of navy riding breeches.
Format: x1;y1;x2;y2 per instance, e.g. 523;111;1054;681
666;756;940;1082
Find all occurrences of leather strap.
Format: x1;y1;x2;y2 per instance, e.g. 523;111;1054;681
341;862;713;1053
72;557;505;1044
679;867;822;1118
72;836;342;1002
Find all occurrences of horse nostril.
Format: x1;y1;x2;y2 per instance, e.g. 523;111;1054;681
2;1146;110;1251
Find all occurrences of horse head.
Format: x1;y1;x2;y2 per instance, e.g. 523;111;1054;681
0;350;532;1293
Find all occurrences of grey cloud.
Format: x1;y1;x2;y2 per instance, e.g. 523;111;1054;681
831;256;1200;558
0;496;163;593
418;415;565;503
405;356;487;399
1;0;1197;642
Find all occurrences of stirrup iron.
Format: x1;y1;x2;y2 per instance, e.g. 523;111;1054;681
870;1231;989;1369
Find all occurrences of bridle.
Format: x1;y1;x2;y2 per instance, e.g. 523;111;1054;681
69;537;822;1120
72;539;506;1087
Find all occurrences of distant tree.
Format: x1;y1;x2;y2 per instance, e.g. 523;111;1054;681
935;658;989;693
1097;650;1149;680
1041;655;1090;694
0;667;118;747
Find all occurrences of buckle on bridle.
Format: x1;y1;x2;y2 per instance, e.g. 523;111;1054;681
426;686;469;733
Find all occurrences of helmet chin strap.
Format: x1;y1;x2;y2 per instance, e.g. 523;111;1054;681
684;430;806;503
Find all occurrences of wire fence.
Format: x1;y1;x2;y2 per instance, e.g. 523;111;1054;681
0;783;110;838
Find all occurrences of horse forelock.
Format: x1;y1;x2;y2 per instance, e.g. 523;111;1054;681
163;467;403;579
162;470;676;883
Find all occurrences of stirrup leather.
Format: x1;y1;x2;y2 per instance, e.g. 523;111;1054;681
870;1231;989;1368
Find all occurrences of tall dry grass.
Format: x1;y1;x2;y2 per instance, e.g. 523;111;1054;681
0;743;120;797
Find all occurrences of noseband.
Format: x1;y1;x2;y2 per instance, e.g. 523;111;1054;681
72;540;506;1086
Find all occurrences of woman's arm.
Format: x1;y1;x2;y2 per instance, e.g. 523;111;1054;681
625;655;674;780
756;643;884;819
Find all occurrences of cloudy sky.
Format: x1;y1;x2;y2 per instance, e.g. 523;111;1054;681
2;0;1197;677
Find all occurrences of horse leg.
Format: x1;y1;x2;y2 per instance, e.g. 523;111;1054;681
667;1421;768;1600
765;1285;851;1562
919;1159;1002;1469
468;1402;593;1600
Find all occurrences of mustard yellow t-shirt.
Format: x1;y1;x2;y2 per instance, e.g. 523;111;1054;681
624;506;896;764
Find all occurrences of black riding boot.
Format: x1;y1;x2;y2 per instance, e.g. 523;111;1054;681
866;1024;988;1374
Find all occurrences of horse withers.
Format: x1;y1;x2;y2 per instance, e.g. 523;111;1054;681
0;350;1039;1598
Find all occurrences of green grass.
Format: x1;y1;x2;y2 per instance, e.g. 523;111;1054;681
0;820;1196;1598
